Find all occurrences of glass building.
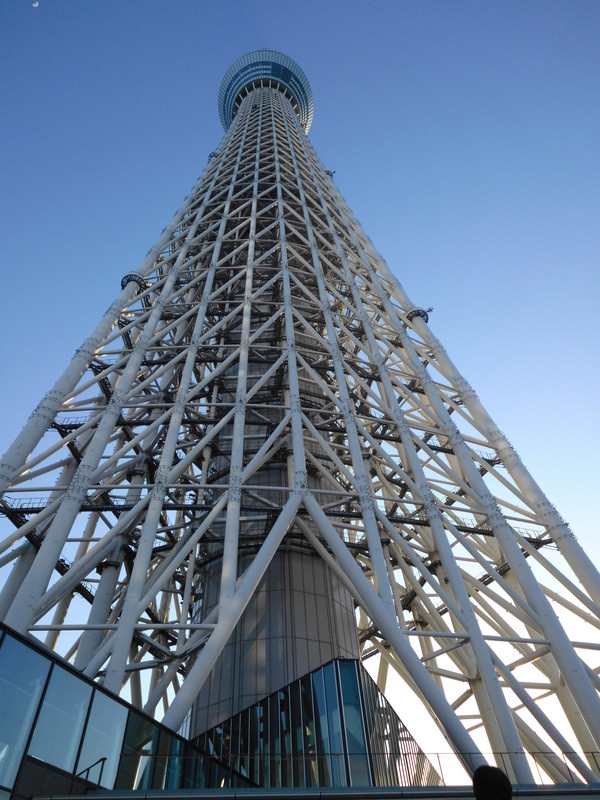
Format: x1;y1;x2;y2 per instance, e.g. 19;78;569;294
195;658;440;789
0;623;253;799
0;623;438;799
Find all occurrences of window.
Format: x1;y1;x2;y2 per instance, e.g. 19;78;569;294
0;635;51;789
114;710;159;790
338;660;370;786
28;664;92;773
76;690;128;787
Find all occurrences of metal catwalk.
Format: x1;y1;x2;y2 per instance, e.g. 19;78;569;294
1;50;599;787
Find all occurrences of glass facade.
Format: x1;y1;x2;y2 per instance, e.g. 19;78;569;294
0;635;51;789
0;624;253;798
76;689;128;787
28;665;92;774
195;658;441;788
0;623;439;798
218;49;314;132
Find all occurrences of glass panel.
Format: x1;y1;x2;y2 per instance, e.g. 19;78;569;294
301;673;317;787
229;714;239;775
114;711;159;790
211;724;223;760
221;716;231;766
290;678;305;787
12;756;75;798
269;692;279;786
28;664;92;774
76;690;128;788
151;729;173;789
338;660;371;786
163;736;186;790
279;688;291;786
323;662;346;786
360;669;382;784
239;707;249;778
0;635;51;789
259;698;269;787
311;668;331;786
249;704;260;785
184;745;211;790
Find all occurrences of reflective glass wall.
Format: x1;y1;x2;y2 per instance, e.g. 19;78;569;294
0;624;252;799
195;658;441;788
0;625;438;798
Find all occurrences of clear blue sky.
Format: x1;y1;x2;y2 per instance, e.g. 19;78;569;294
1;0;599;570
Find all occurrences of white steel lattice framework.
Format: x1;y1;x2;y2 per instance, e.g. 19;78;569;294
1;49;600;786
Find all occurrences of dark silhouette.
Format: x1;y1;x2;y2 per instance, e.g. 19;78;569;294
473;765;513;799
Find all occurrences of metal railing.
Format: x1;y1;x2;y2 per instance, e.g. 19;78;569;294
76;755;106;783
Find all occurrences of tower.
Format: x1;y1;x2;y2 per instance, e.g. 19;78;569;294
0;48;599;791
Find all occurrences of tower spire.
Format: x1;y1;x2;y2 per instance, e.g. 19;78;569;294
1;49;599;788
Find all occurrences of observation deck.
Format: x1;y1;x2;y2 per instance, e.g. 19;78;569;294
218;49;314;133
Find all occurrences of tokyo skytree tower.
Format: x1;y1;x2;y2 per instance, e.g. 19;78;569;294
1;49;599;786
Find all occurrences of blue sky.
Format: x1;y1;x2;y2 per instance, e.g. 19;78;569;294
1;0;599;572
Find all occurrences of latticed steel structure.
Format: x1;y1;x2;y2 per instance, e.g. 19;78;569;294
1;49;600;789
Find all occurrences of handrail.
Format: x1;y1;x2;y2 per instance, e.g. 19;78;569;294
76;755;107;783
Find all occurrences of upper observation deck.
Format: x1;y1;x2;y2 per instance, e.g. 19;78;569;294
218;49;314;134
